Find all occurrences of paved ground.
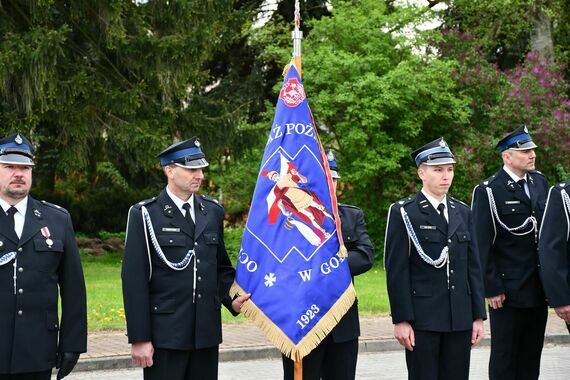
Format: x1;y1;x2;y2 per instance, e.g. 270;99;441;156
56;343;570;379
67;312;569;376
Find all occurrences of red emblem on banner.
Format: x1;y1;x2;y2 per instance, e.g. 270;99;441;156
279;78;306;107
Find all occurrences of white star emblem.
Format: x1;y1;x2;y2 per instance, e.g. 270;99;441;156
264;273;277;287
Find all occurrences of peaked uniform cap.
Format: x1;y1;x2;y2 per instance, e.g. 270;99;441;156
326;149;340;179
496;124;538;152
410;137;456;167
158;137;208;168
0;133;35;166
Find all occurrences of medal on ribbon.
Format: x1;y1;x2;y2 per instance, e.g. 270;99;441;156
41;226;53;248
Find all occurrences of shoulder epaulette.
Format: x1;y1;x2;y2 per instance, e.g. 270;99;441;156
480;174;498;187
449;196;469;209
200;194;224;209
40;200;69;214
393;197;413;208
133;197;157;208
557;180;570;189
529;169;546;178
338;203;361;211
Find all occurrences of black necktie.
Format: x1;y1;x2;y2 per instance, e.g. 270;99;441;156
6;206;19;240
518;179;529;198
437;203;447;225
182;203;195;231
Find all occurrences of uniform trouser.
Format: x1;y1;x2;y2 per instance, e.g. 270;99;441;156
143;346;218;380
282;338;359;380
488;305;547;380
405;329;472;380
0;371;51;380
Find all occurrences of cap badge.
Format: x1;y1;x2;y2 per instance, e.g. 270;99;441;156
195;140;201;147
524;125;529;133
15;134;23;144
326;150;335;162
439;139;447;148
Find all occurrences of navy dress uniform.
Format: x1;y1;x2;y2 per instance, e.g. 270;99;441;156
282;150;375;380
384;138;486;380
121;138;237;380
538;179;570;333
471;125;548;380
0;134;87;380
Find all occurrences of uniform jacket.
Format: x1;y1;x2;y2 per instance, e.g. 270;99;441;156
121;190;236;351
328;204;375;343
0;197;87;374
384;192;486;332
538;179;570;308
471;168;548;307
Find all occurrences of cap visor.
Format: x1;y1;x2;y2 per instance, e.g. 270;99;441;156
0;154;34;166
174;158;209;169
509;141;538;151
423;157;456;166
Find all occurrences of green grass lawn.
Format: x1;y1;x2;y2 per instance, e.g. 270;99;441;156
81;250;389;331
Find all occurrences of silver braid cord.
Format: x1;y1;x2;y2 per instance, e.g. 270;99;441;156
562;189;570;216
400;207;450;288
0;251;16;266
485;187;538;241
400;207;449;267
141;206;194;271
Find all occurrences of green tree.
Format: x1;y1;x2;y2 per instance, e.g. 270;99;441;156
0;0;250;232
299;0;472;252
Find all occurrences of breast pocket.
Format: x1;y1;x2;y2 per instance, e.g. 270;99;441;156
500;204;527;215
156;234;186;247
33;239;63;272
417;231;441;244
455;231;471;260
204;232;219;245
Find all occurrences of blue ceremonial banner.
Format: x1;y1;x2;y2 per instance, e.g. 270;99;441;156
230;63;355;360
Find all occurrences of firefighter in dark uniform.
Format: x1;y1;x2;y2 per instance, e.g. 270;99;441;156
121;137;249;380
471;125;548;380
538;179;570;334
0;133;87;380
384;137;486;380
282;150;375;380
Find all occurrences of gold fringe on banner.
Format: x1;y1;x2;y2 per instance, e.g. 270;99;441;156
230;281;356;360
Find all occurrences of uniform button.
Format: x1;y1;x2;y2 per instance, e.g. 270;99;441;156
412;290;416;295
448;239;452;243
451;285;455;290
511;208;515;212
197;259;200;264
197;276;202;281
450;270;454;274
54;324;58;328
197;294;202;299
501;273;505;277
347;236;351;240
153;306;158;311
18;267;23;273
17;310;23;316
169;239;173;243
537;264;541;268
194;242;198;246
17;248;22;252
18;289;23;294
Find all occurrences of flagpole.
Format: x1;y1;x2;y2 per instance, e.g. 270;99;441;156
292;5;304;379
292;0;303;77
